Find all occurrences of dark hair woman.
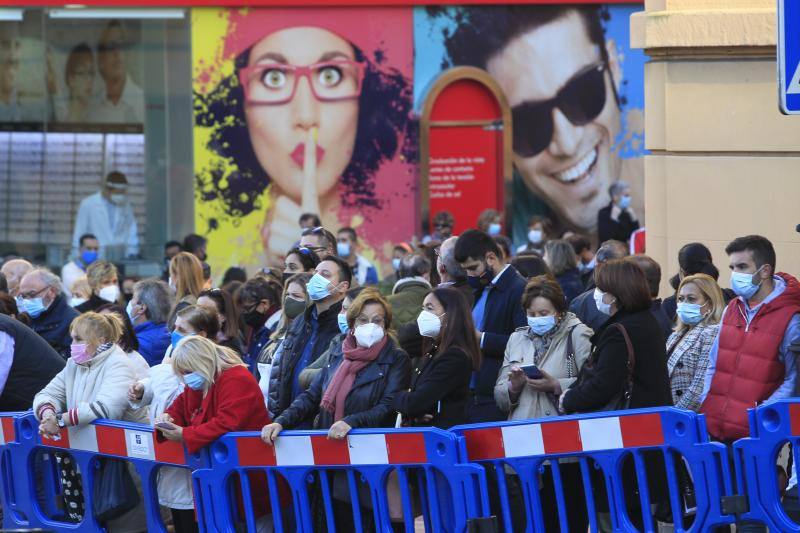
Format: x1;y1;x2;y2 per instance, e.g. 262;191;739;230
560;257;672;529
197;288;244;354
391;286;479;429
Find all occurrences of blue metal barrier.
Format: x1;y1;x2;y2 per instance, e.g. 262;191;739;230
451;407;735;533
733;399;800;530
0;412;203;532
196;427;487;533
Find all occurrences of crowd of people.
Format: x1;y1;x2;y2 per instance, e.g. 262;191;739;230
0;206;798;533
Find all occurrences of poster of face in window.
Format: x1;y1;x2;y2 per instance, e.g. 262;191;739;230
47;18;144;128
193;8;416;272
0;17;144;128
415;5;645;248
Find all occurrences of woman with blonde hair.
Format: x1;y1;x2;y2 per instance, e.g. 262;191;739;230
75;260;120;313
168;252;205;328
34;311;146;528
666;273;725;411
155;336;271;531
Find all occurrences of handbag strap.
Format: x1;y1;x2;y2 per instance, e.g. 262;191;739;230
611;322;636;386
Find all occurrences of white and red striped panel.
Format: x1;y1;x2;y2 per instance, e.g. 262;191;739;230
236;433;428;467
0;416;15;445
462;413;664;461
40;424;187;465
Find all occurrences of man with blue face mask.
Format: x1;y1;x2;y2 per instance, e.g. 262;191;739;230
597;180;639;245
268;256;351;422
336;227;378;286
698;235;800;532
61;233;99;298
17;268;78;359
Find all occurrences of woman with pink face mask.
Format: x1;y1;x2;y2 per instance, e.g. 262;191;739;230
195;10;414;267
33;312;147;529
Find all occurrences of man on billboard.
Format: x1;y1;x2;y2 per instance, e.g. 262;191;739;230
439;6;643;245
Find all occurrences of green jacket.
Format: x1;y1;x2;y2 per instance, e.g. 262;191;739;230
388;278;431;331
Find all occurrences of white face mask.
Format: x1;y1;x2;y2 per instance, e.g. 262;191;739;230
594;288;615;316
109;193;126;205
417;310;443;338
98;284;121;303
354;323;385;348
528;229;543;245
69;297;87;308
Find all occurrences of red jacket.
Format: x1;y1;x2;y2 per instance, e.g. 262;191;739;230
166;365;272;517
701;273;800;441
166;364;270;454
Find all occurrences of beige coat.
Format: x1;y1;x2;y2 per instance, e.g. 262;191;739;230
494;313;592;420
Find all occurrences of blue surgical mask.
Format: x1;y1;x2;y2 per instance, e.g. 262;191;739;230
527;229;543;245
488;223;502;236
183;372;206;391
619;195;632;209
336;242;351;258
171;330;187;349
80;250;98;266
677;302;706;326
337;313;349;334
392;258;401;272
17;297;47;318
528;315;556;336
306;273;332;301
730;269;763;300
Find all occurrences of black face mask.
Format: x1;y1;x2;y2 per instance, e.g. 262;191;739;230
282;272;294;284
243;308;268;329
467;261;494;290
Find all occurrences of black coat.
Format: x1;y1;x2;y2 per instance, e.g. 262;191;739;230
269;301;344;418
562;308;672;413
0;314;65;410
650;299;674;343
30;295;79;358
597;203;640;245
556;268;584;306
392;346;472;429
470;266;528;423
74;294;109;314
275;336;410;430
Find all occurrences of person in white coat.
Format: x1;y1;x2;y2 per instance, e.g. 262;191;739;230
33;311;147;531
71;171;139;260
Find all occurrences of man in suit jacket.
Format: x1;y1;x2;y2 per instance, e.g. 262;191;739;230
455;230;527;422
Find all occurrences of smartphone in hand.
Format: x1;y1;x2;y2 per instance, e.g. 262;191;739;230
519;364;543;380
155;421;177;431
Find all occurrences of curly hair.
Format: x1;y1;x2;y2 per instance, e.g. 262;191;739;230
194;43;416;230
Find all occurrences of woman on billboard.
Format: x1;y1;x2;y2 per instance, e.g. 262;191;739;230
195;9;415;267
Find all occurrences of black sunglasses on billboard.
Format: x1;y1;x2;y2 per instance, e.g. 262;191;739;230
512;62;609;158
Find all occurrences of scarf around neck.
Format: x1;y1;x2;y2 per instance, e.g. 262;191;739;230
321;332;388;422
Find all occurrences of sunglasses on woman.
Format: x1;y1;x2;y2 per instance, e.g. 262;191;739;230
511;62;609;158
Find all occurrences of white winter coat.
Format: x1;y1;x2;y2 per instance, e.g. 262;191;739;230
33;344;147;425
130;362;193;509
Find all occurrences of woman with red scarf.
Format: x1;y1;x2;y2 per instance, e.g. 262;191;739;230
261;288;410;527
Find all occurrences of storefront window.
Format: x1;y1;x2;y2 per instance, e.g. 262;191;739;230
0;9;192;276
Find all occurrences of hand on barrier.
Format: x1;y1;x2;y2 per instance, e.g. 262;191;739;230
261;422;283;445
327;420;352;440
128;382;144;402
39;413;60;438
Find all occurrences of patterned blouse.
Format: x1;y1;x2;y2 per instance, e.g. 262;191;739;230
666;322;720;411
